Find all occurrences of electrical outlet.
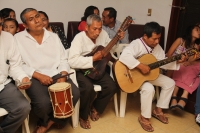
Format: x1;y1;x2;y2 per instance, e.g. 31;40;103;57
147;9;152;16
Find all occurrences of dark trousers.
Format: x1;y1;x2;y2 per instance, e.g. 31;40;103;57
195;85;200;114
0;83;31;133
76;71;117;120
26;78;80;127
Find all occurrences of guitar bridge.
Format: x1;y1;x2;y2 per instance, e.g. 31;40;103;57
124;67;133;83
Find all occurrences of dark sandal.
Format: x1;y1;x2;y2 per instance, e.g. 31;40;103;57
90;107;100;121
170;96;178;110
152;110;168;124
138;116;154;132
79;118;91;129
177;97;188;110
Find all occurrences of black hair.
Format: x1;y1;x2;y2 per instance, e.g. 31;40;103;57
143;22;161;38
182;25;200;48
0;11;2;19
38;11;49;20
104;7;117;20
0;8;15;19
20;8;36;23
81;6;99;21
3;18;19;28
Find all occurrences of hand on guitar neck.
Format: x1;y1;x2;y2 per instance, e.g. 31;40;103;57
177;53;188;63
117;29;125;40
136;63;150;75
93;51;104;61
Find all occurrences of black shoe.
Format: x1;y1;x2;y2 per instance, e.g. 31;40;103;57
177;97;188;110
169;96;178;110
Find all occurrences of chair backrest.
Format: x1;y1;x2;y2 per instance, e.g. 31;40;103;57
114;44;129;58
66;21;80;47
128;24;165;50
18;22;65;34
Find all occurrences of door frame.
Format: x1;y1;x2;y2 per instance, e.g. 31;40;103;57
165;0;182;52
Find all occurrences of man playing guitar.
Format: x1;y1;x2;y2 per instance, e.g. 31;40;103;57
68;14;125;129
119;22;187;132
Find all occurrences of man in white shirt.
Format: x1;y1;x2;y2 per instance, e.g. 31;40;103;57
119;22;186;132
102;7;129;44
68;14;124;129
15;8;80;133
0;12;31;133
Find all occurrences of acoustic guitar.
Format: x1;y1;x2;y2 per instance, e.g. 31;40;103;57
81;16;133;80
113;48;198;93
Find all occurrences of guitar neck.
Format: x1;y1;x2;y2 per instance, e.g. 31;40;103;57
102;16;133;56
102;34;120;55
148;54;181;70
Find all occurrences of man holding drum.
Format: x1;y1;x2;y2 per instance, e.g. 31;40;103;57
14;8;80;133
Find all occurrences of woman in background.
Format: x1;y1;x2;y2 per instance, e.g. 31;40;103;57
0;8;16;20
167;24;200;110
78;5;99;31
39;11;69;49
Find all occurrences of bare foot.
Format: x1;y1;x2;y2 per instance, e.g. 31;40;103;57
90;107;100;121
34;120;54;133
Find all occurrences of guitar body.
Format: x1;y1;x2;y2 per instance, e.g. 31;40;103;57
113;54;160;93
81;45;112;80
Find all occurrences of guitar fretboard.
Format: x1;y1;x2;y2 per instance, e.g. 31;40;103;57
148;54;181;70
148;48;197;70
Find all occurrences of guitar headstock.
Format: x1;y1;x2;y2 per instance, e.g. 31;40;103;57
119;16;133;32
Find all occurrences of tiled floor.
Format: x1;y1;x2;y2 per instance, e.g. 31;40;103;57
18;92;200;133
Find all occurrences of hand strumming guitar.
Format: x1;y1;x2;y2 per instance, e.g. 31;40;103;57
136;63;150;75
93;51;104;61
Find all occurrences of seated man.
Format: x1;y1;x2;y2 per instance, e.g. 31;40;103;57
119;22;186;132
102;7;129;44
0;12;31;133
14;8;80;133
68;14;124;129
195;85;200;126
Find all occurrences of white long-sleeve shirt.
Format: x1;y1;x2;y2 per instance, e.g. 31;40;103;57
68;30;111;69
119;38;180;70
14;29;70;78
0;31;27;91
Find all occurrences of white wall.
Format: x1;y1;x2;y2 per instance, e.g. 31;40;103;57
0;0;173;49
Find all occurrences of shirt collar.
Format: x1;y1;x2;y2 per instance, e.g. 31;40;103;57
24;28;50;43
140;37;153;53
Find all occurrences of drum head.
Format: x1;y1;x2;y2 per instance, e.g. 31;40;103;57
49;82;71;92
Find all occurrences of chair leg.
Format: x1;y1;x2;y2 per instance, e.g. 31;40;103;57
113;93;118;117
22;117;30;133
71;99;80;128
156;86;160;100
120;91;127;117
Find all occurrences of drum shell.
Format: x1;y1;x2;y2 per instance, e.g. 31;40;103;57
48;82;74;118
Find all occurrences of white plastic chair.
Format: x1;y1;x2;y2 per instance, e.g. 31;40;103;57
66;49;119;128
111;44;160;117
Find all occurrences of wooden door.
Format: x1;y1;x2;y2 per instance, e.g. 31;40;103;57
166;0;200;52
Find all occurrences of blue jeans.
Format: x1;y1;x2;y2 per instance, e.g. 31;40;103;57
195;85;200;114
